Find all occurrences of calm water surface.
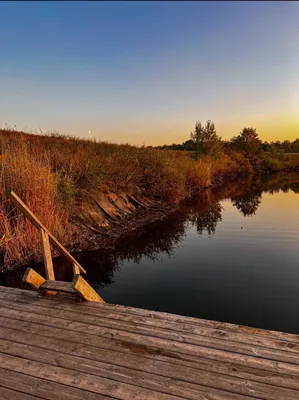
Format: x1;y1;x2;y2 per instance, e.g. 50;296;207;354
2;174;299;334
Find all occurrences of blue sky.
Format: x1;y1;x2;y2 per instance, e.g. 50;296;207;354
0;1;298;145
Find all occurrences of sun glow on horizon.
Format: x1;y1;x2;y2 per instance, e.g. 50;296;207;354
0;2;298;147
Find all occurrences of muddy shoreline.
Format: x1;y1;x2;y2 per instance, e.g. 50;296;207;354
1;170;288;272
69;173;241;256
75;201;178;254
2;170;299;284
0;173;243;272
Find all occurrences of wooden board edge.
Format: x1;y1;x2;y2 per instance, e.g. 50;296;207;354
72;275;105;303
22;268;46;291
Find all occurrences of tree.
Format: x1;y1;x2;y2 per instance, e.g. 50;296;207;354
230;127;262;156
190;120;222;159
182;139;196;151
262;141;271;152
292;139;299;153
281;140;291;153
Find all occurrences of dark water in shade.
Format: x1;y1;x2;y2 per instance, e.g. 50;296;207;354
2;173;299;334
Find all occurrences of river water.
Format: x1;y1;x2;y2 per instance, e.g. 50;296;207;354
2;173;299;334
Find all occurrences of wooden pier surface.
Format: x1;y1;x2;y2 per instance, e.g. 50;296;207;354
0;286;299;399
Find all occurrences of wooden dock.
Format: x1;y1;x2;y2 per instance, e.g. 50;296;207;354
0;286;299;399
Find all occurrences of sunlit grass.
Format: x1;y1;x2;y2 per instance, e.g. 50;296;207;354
0;129;210;267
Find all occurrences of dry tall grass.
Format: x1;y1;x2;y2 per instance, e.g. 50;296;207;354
0;129;210;267
3;128;297;268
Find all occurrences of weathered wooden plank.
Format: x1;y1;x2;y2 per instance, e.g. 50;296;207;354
0;288;296;359
0;385;41;400
1;292;299;364
3;285;297;347
2;323;299;394
0;286;39;297
1;311;299;380
39;229;55;280
3;286;299;398
22;268;46;291
0;367;110;400
0;339;271;400
93;301;299;339
1;301;299;368
2;328;299;398
72;274;105;303
10;191;86;274
3;290;297;356
0;352;204;400
40;280;75;294
80;302;299;345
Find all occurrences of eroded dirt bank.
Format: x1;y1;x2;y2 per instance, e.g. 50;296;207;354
71;191;182;254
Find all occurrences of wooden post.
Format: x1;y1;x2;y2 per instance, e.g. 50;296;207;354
72;262;80;276
39;229;55;280
72;275;105;303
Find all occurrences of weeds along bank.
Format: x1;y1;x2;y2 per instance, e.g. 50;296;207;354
1;129;299;269
0;130;210;268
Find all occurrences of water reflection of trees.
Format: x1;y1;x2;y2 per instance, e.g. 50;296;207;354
187;194;223;236
80;211;188;289
2;173;299;291
195;202;223;235
231;192;262;217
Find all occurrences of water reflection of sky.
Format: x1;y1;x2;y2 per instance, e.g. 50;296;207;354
2;173;299;333
93;174;299;334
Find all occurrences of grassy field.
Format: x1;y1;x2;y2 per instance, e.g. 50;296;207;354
1;128;299;269
0;129;212;268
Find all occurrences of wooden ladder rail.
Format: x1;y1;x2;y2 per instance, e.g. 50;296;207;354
10;191;105;303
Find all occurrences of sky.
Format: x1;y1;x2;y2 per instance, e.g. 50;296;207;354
0;1;298;145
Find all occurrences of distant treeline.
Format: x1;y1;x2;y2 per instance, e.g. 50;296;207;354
156;139;299;153
155;122;299;155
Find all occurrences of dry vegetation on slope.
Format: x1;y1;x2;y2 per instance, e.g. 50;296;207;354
1;128;299;269
0;129;211;268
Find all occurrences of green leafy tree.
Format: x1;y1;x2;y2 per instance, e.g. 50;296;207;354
262;141;271;152
190;120;222;159
281;140;291;153
230;127;262;156
292;139;299;153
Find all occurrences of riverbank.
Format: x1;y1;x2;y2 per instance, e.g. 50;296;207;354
1;129;299;270
1;129;210;269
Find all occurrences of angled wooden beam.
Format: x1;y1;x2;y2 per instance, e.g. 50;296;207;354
72;275;105;303
10;191;86;274
23;268;57;295
22;268;46;291
39;229;55;280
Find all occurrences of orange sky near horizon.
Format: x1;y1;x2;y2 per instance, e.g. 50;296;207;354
63;112;299;146
1;2;298;147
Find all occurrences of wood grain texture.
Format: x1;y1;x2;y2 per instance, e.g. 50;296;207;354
2;285;298;347
22;268;46;291
1;285;299;399
40;280;75;294
0;368;107;400
72;274;105;303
